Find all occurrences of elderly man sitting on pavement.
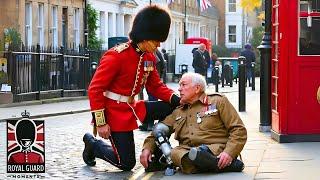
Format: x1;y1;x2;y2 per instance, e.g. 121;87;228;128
140;72;247;174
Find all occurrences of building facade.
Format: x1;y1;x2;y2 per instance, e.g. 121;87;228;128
0;0;85;49
224;0;249;49
166;0;219;54
88;0;219;53
89;0;137;49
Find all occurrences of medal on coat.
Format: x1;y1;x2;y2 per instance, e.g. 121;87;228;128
196;112;202;124
144;61;148;71
204;104;218;115
144;61;154;71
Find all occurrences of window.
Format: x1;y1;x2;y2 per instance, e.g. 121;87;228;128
228;25;236;43
25;3;32;47
52;6;58;47
38;3;44;47
99;12;105;41
73;8;80;47
228;0;236;12
299;0;320;55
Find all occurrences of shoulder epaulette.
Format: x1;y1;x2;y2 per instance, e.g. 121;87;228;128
114;43;129;53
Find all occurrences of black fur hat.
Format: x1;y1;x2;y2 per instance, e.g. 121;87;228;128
129;5;171;43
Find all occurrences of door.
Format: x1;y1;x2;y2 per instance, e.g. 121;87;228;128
289;0;320;133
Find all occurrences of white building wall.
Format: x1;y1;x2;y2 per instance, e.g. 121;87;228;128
225;0;247;49
89;0;136;49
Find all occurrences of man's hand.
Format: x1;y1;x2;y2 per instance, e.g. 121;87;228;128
217;152;233;169
140;149;152;168
97;124;111;139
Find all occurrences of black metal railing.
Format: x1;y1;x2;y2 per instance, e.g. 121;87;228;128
4;45;99;102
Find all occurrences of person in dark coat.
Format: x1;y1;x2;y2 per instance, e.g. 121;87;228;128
240;43;256;87
192;44;208;77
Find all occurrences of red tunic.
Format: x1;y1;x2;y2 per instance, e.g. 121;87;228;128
88;42;174;131
9;151;43;164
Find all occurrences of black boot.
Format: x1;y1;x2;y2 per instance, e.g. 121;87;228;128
145;147;167;172
217;159;244;172
82;133;96;166
139;123;149;131
188;145;244;173
188;146;218;172
145;156;167;172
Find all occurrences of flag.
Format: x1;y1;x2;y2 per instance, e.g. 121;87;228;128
167;0;174;5
198;0;212;12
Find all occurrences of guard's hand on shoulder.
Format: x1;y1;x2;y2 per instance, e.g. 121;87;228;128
97;124;111;139
170;94;181;108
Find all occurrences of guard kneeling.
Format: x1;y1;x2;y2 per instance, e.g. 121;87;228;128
140;72;247;174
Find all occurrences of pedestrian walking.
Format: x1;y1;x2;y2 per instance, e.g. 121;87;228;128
240;43;256;87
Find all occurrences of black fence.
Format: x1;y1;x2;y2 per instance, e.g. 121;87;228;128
4;45;105;102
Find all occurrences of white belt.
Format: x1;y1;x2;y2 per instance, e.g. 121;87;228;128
103;90;135;103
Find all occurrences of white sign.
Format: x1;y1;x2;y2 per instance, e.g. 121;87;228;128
175;44;199;74
1;84;11;92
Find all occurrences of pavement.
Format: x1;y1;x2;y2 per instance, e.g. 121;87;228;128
1;78;320;179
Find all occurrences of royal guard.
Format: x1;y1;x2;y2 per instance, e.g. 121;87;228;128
8;119;43;164
82;5;180;171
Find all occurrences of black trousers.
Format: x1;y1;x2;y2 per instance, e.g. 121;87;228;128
93;131;136;171
93;101;174;171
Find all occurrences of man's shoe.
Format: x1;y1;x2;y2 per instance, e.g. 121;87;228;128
188;146;219;172
145;157;167;172
139;124;149;131
82;133;96;166
218;159;244;172
139;124;153;131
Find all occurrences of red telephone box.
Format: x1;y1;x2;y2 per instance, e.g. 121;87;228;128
271;0;320;142
185;37;212;56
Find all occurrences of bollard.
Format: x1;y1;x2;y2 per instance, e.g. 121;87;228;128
214;66;219;92
230;65;234;87
163;60;167;84
36;44;41;100
238;56;246;112
251;62;255;91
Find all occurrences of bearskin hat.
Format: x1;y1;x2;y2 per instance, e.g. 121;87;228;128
129;5;171;43
16;120;36;147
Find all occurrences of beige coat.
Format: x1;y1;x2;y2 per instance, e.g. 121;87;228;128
143;93;247;173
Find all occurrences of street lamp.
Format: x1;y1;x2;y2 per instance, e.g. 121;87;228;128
183;0;187;43
91;61;98;78
257;0;272;132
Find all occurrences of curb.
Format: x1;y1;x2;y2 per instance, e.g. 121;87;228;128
0;96;88;108
0;109;90;122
